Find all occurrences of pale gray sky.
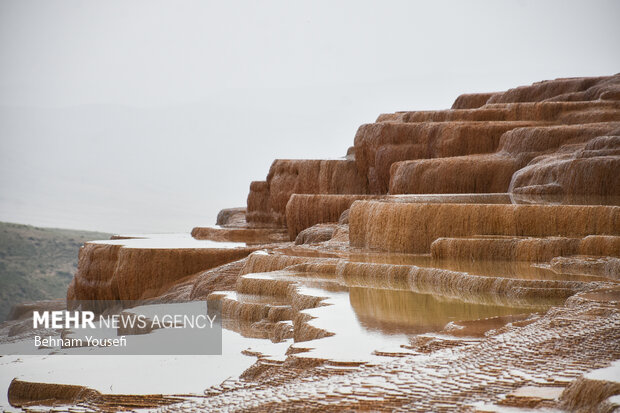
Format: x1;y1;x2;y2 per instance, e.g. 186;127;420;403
1;0;619;233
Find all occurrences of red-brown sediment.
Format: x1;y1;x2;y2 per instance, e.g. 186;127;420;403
285;194;381;239
430;235;620;262
389;123;619;195
37;74;620;411
191;225;289;244
246;159;368;227
8;379;183;410
68;241;258;301
349;202;620;254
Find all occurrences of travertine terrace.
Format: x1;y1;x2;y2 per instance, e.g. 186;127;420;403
4;74;620;412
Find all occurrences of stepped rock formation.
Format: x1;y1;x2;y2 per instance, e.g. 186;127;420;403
176;74;619;410
67;236;259;302
285;194;380;238
349;202;619;253
246;158;367;227
431;235;620;262
244;74;619;235
8;379;182;410
8;74;617;411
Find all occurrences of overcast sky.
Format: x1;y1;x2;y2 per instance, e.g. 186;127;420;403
1;0;619;233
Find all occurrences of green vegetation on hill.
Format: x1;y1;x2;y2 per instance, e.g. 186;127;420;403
0;222;110;321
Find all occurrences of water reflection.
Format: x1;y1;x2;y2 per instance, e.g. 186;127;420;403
284;273;554;362
91;233;248;249
281;246;610;283
349;287;536;336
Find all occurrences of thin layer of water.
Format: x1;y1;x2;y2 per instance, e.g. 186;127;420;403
281;247;609;283
90;233;248;249
348;287;538;336
240;271;551;362
0;328;290;410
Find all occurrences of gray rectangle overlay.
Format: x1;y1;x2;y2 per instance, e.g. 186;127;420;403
3;300;222;355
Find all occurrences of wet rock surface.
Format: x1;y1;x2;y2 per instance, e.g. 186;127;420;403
161;288;620;412
3;74;620;412
8;379;183;411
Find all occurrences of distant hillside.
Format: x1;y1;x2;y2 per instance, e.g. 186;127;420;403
0;222;110;321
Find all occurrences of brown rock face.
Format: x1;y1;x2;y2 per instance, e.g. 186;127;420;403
378;101;620;123
355;121;537;193
8;379;181;409
245;74;619;224
510;134;620;197
246;159;368;227
451;92;497;109
285;194;380;239
246;180;273;226
430;235;620;263
52;74;620;412
359;75;620;196
389;123;619;195
63;75;618;325
65;73;620;317
68;238;258;302
216;207;246;226
487;75;620;103
191;226;289;244
294;224;336;245
349;201;620;254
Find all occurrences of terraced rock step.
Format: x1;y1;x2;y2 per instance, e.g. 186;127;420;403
163;74;620;411
208;290;294;342
67;234;259;302
243;75;619;230
247;158;368;226
355;120;540;193
377;101;620;123
214;248;612;358
8;379;184;410
350;202;620;253
430;235;620;262
161;288;620;412
17;73;618;412
191;225;289;244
